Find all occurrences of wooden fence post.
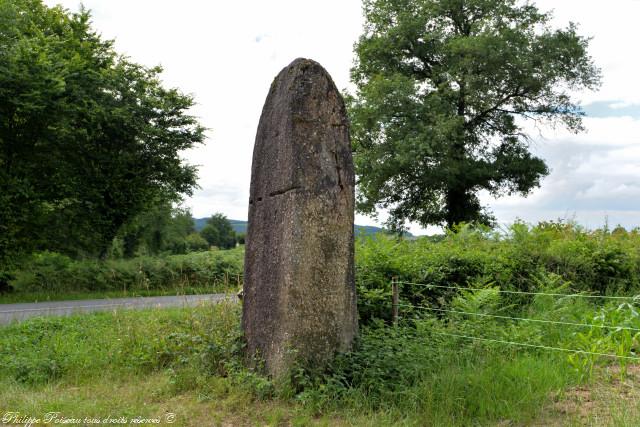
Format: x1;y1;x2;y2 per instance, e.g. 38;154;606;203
392;277;399;326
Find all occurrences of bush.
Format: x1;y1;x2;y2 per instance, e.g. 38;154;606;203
185;232;209;252
9;248;243;294
5;221;640;425
356;222;640;324
9;221;640;309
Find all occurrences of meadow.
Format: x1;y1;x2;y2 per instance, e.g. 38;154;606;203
2;222;640;426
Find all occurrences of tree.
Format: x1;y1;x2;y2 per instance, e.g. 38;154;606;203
116;203;195;257
200;213;236;249
0;0;204;263
185;232;209;252
348;0;600;229
236;233;246;245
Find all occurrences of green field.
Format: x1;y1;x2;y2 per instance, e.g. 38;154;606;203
2;222;640;425
1;302;638;426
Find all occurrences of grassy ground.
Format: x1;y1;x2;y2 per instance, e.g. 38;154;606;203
4;224;640;424
1;364;638;426
1;303;638;426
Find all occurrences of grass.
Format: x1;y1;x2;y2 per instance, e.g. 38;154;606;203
2;361;636;426
2;302;639;426
0;374;341;426
4;223;640;424
532;364;640;426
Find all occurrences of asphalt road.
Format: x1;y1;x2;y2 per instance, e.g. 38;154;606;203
0;293;232;325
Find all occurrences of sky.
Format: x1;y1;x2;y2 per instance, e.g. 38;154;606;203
43;0;640;234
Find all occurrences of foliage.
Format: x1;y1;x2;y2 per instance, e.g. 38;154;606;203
0;0;204;264
236;233;246;245
0;302;242;385
355;222;640;324
200;213;237;249
3;222;640;425
348;0;601;229
6;248;243;294
567;299;640;379
185;232;209;252
0;271;13;293
291;273;639;424
114;203;197;257
0;302;580;426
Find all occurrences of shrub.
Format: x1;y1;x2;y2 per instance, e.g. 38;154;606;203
9;248;243;293
356;222;640;325
185;232;209;252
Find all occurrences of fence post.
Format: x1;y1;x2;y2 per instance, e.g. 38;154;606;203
392;277;399;326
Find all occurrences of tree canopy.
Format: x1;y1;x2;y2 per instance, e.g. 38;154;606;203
0;0;204;264
201;213;236;250
114;203;196;257
348;0;601;229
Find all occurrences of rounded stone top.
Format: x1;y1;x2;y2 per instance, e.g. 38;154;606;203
252;57;352;199
269;57;340;96
285;57;328;72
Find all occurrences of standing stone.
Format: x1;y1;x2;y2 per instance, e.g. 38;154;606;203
242;58;357;377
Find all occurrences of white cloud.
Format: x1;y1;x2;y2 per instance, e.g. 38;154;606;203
534;0;640;105
486;116;640;229
609;101;635;110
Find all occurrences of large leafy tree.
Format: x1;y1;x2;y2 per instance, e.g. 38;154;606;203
116;203;196;257
200;213;236;250
0;0;204;263
348;0;600;229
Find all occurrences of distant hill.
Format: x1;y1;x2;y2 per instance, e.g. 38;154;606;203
194;218;412;237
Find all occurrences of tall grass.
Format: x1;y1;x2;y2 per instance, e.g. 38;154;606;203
0;302;242;386
1;290;638;425
4;248;243;297
0;299;607;426
2;222;640;425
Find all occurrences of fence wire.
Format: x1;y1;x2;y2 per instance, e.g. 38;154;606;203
360;279;640;361
431;330;640;361
399;281;638;300
396;303;640;332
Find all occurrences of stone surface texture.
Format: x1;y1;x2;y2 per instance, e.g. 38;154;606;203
242;58;357;377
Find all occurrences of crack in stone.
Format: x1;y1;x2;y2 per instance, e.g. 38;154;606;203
333;148;344;191
268;186;301;197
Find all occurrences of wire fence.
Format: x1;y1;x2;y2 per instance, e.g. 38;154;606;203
431;331;640;361
398;281;639;300
378;279;640;362
396;302;640;332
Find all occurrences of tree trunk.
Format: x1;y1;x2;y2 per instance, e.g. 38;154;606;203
444;78;470;229
445;186;468;228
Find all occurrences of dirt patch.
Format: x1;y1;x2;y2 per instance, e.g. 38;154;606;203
532;364;640;426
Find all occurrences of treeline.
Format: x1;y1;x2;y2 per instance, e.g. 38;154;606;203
0;206;243;293
8;220;640;302
110;205;243;258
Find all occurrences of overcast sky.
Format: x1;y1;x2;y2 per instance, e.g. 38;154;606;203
44;0;640;234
